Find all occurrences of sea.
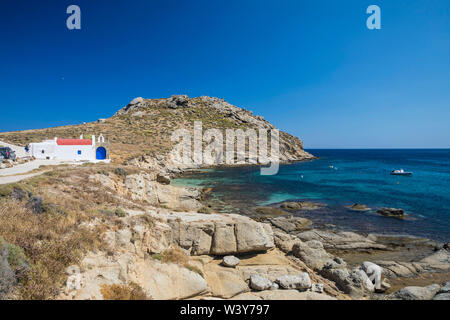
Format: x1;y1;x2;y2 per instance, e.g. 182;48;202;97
172;149;450;242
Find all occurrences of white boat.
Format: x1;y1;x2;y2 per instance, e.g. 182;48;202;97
390;169;413;176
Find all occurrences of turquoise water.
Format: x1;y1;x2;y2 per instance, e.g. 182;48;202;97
173;149;450;242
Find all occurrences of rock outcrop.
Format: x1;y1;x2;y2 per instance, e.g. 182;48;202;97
388;284;441;300
296;230;387;251
166;212;274;255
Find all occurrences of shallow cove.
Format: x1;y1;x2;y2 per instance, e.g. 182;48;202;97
172;149;450;242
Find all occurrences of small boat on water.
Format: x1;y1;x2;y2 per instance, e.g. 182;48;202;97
390;169;413;176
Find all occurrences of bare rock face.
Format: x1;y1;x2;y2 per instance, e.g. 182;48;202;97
167;212;274;255
203;264;249;298
125;173;202;211
375;249;450;279
292;240;334;271
296;230;387;251
418;249;450;271
273;231;300;253
388;284;440;300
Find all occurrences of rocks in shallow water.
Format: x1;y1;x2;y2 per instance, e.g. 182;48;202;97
249;275;273;291
377;207;405;218
275;273;311;290
280;201;324;211
254;206;288;216
268;216;311;233
347;203;371;211
222;255;240;268
389;284;440;300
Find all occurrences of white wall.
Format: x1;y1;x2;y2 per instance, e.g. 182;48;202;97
30;143;57;159
54;145;95;161
30;143;96;160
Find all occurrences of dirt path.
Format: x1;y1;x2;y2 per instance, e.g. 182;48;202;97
0;159;79;184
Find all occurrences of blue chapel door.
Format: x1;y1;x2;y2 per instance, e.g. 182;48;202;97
96;147;106;160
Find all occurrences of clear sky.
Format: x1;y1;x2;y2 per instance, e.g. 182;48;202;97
0;0;449;148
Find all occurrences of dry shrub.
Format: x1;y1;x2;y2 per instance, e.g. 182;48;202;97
100;283;149;300
161;247;189;265
159;247;203;276
0;200;101;299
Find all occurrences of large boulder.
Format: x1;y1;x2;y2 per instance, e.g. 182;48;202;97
433;293;450;300
389;284;440;300
273;231;299;253
419;249;450;271
222;256;240;268
203;264;249;299
275;273;311;290
292;240;334;270
167;212;274;255
249;275;273;291
377;207;405;218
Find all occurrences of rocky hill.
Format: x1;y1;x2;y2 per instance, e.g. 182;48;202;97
0;95;314;164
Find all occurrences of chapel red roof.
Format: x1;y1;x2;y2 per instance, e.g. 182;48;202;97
56;139;92;146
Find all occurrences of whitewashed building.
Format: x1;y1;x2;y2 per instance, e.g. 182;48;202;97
28;134;110;162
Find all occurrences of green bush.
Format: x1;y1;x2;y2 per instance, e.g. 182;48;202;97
115;208;127;217
114;167;128;177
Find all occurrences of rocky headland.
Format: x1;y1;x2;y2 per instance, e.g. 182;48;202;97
0;96;448;300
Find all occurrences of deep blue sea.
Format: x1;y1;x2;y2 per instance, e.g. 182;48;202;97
173;149;450;242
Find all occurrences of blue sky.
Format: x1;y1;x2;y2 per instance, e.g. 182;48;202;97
0;0;449;148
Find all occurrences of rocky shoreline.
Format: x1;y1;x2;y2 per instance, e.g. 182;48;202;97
1;96;448;300
53;154;448;300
